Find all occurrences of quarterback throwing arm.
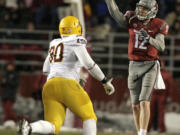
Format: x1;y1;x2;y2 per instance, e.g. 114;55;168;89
105;1;169;134
105;0;168;54
105;0;127;26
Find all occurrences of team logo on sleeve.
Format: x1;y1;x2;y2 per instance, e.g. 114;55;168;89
77;39;86;44
165;24;169;33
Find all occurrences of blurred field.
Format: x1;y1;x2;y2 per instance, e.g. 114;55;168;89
0;130;179;135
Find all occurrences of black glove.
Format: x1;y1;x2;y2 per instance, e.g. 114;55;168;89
79;78;86;88
138;28;150;41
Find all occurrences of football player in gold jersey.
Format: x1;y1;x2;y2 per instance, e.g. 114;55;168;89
19;16;115;135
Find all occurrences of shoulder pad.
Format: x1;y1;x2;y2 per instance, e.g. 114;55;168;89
160;22;169;35
49;38;62;47
61;35;87;46
154;19;169;35
77;37;87;45
74;36;87;46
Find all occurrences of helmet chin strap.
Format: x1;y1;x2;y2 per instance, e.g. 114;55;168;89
136;14;150;25
61;34;81;38
137;15;146;21
137;9;154;24
62;35;68;38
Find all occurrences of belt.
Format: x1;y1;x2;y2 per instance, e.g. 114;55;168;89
130;60;155;64
130;60;157;64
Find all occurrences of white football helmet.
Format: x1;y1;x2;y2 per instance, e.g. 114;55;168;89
135;0;158;21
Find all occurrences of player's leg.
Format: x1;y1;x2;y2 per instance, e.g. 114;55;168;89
19;120;56;135
19;100;65;135
139;63;157;135
128;69;142;134
41;78;66;134
71;91;97;135
132;103;140;133
158;96;166;132
63;80;97;135
42;99;66;134
19;78;67;135
83;119;96;135
2;100;18;122
139;101;150;135
147;94;156;131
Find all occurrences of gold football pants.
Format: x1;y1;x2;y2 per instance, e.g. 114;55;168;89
42;77;97;134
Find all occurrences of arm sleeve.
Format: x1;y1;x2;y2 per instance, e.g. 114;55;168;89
74;45;105;81
149;33;165;52
105;0;127;26
43;55;50;75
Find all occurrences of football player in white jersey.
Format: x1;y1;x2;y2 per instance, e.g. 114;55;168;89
19;16;115;135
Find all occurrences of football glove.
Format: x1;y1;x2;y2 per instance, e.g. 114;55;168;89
102;78;115;95
135;28;150;41
79;78;86;87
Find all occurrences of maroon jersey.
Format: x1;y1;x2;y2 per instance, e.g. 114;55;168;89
124;11;169;61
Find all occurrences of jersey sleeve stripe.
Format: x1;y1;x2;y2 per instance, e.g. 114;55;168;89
160;23;167;31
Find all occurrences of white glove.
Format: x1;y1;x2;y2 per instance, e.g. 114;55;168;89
102;78;115;95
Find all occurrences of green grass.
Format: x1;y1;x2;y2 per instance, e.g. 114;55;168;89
0;130;125;135
0;130;179;135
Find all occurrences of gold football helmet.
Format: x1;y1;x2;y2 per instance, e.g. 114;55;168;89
59;16;82;36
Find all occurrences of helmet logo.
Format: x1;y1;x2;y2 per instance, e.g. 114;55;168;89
67;28;72;33
74;22;79;27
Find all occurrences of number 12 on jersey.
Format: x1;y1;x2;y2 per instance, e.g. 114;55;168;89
49;43;64;63
134;30;147;50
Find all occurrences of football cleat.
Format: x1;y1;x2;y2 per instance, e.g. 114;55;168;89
19;119;32;135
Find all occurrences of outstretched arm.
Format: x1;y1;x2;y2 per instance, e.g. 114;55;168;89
74;45;115;95
105;0;127;26
74;45;105;81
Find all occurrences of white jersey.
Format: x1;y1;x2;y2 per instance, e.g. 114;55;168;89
45;35;86;81
43;35;105;82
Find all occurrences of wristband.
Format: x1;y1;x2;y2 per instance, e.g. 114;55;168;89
101;77;107;84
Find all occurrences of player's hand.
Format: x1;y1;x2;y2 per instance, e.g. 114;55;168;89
79;78;86;87
102;78;115;95
136;28;150;41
